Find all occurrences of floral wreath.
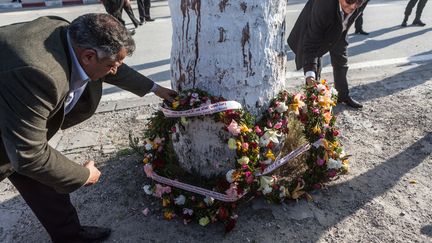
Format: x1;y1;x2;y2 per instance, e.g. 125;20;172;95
131;80;348;232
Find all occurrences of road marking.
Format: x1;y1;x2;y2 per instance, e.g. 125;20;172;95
287;54;432;78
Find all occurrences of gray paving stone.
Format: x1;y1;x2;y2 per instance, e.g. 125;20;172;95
63;130;99;151
96;102;117;114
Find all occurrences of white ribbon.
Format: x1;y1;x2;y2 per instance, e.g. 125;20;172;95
160;101;242;118
144;164;246;202
255;139;322;176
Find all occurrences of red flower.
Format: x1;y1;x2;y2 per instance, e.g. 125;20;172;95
333;130;340;136
152;158;165;169
218;207;229;220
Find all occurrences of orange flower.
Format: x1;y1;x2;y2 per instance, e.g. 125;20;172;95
163;210;175;220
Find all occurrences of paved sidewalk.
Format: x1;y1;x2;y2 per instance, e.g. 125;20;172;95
0;0;98;9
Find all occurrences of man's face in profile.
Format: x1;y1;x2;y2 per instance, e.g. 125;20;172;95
339;0;363;14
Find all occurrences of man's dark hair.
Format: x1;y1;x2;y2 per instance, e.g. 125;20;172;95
68;13;135;59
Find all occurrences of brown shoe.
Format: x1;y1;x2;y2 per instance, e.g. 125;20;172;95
338;96;363;109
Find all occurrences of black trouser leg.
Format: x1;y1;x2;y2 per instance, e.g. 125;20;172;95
415;0;428;20
330;37;350;99
405;0;419;16
124;3;140;27
316;57;322;82
355;14;363;32
137;0;145;21
144;0;151;17
103;0;126;26
8;172;81;243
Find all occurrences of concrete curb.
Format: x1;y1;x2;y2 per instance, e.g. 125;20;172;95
0;0;99;9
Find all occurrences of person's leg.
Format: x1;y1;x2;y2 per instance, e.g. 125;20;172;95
144;0;155;21
355;14;363;32
8;172;81;242
123;0;140;28
103;0;126;26
413;0;428;25
137;0;145;23
403;0;419;23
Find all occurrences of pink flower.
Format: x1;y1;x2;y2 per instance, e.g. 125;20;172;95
245;172;254;184
154;184;172;198
274;122;282;129
313;108;320;114
144;164;154;178
254;126;262;135
241;143;249;151
142;208;150;216
225;184;238;199
227;120;241;136
316;158;325;166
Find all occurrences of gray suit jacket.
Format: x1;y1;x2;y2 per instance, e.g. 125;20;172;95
0;16;154;193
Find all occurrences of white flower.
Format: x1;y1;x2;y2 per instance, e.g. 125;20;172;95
226;169;235;183
327;158;342;169
174;195;186;205
191;92;199;99
279;186;288;198
259;130;281;147
143;185;153;195
145;143;153;151
331;87;338;96
180;117;188;126
259;176;274;194
183;208;193;216
316;84;326;93
204;196;214;206
275;102;288;113
237;156;250;165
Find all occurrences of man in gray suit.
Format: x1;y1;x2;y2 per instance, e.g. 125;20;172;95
0;13;176;242
288;0;368;108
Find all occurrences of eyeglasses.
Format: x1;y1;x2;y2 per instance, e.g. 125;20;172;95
345;0;364;5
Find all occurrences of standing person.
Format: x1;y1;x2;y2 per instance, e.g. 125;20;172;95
102;0;141;29
288;0;369;109
354;5;369;35
137;0;155;23
0;13;176;242
401;0;428;27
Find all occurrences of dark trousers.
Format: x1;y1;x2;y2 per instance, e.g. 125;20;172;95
316;36;349;99
137;0;151;20
405;0;428;19
103;0;140;27
8;172;81;242
355;14;363;32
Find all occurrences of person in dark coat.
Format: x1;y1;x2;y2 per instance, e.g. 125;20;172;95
288;0;369;108
401;0;428;27
102;0;141;30
0;13;176;242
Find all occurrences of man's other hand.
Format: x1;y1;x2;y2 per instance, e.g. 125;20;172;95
154;85;178;102
84;160;101;186
306;77;316;86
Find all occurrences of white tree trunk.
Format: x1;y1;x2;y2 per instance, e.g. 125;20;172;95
168;0;288;177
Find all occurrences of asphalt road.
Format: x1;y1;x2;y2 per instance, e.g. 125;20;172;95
1;0;431;101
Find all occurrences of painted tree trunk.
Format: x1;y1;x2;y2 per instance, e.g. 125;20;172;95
168;0;288;177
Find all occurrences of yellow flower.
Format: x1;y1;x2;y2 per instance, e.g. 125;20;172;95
199;217;210;226
236;141;242;151
291;181;305;200
323;111;332;124
143;157;149;164
240;124;250;133
162;197;171;207
172;100;180;109
265;150;276;161
163;210;174;220
312;125;321;134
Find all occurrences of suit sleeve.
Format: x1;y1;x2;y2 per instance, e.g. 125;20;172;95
0;67;89;193
303;0;334;73
103;63;155;96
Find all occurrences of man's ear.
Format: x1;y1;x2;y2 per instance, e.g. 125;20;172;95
79;49;98;65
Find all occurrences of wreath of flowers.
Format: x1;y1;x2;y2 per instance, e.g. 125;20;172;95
132;79;348;232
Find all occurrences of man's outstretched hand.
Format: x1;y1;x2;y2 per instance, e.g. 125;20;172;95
306;77;316;86
84;160;101;186
153;85;178;102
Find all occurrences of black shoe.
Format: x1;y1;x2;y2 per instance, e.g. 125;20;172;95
355;29;369;35
129;29;136;36
401;21;407;27
145;17;155;22
74;226;111;242
139;19;144;25
338;96;363;109
412;19;426;26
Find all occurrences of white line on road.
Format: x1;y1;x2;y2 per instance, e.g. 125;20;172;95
286;53;432;78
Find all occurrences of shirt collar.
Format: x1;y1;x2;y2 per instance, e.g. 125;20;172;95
66;31;90;89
